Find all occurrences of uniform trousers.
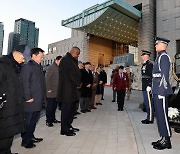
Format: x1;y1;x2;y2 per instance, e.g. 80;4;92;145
142;91;154;121
61;101;76;132
21;111;40;144
117;90;126;110
0;136;13;154
153;94;171;137
46;97;58;123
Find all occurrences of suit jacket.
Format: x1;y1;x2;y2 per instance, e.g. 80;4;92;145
113;72;129;91
80;69;93;97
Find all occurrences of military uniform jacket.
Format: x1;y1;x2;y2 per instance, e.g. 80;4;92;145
141;60;153;91
152;50;173;96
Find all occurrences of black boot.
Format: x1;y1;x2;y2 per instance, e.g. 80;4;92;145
153;137;172;150
151;137;163;146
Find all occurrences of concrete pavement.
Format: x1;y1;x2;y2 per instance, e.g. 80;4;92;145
11;87;180;154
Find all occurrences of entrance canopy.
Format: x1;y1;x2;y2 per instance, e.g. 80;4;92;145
62;0;141;44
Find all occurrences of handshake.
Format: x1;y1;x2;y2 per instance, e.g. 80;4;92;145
146;86;151;92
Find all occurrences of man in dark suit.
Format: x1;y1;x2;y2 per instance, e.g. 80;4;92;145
80;62;93;113
20;48;45;148
100;66;107;100
113;66;129;111
57;47;81;136
151;37;173;150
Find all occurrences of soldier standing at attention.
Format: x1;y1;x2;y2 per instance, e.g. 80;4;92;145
141;50;154;124
151;37;173;150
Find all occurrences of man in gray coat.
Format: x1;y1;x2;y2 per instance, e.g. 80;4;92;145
45;56;62;127
57;47;81;136
20;48;46;148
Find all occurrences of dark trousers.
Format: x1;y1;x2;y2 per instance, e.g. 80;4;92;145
21;111;40;144
0;136;13;154
46;97;58;123
61;101;76;132
112;87;116;101
153;94;172;137
101;85;105;99
117;90;126;110
142;91;154;121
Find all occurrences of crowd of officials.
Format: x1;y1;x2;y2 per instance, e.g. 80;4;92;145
0;36;173;153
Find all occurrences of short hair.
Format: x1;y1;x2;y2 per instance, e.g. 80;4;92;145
55;56;62;60
30;48;44;57
72;46;80;50
119;65;124;70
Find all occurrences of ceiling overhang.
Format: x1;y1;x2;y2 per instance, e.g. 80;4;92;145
61;0;141;44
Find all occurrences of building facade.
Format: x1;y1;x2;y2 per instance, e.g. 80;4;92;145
43;0;180;68
8;18;39;53
0;22;4;56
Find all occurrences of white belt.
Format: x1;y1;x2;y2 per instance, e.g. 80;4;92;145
153;73;161;77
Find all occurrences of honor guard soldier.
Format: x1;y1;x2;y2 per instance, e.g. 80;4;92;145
151;37;173;150
141;50;154;124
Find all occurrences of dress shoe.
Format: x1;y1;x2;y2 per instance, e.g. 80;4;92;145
32;137;43;143
11;153;18;154
92;107;97;109
70;126;80;132
141;119;153;124
61;130;76;136
151;137;163;146
153;137;172;150
86;109;91;112
81;110;86;113
75;111;81;115
53;119;61;123
46;122;54;127
101;98;104;100
112;100;115;102
98;103;102;105
21;142;36;148
73;116;77;119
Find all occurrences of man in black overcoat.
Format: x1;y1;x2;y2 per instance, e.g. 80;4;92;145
57;47;81;136
0;45;27;154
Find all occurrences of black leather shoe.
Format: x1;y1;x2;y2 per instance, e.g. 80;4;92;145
70;126;80;132
92;107;97;109
152;137;163;146
118;109;120;111
73;116;77;119
86;109;91;112
21;142;36;148
53;119;61;123
141;119;153;124
98;103;102;105
75;111;81;115
46;122;54;127
81;110;86;113
112;100;115;102
61;130;76;136
153;137;172;150
32;137;43;143
11;153;18;154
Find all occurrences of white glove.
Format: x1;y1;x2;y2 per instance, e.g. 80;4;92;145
158;95;165;99
146;86;151;92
